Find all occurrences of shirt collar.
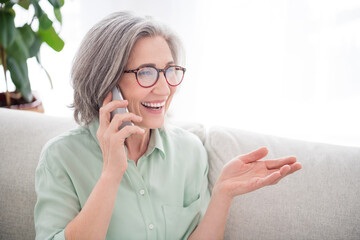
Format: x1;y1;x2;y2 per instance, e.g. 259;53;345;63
87;118;165;160
145;128;165;159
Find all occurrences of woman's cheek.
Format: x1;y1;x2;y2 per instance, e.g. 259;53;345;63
128;100;142;117
165;92;175;113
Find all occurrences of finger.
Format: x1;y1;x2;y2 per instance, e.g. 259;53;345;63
101;100;129;120
99;100;128;130
266;165;290;179
265;156;296;170
272;163;301;185
287;162;302;175
97;93;111;140
113;125;146;143
240;146;268;164
279;164;291;176
102;91;112;107
109;113;142;132
255;171;281;187
98;92;113;131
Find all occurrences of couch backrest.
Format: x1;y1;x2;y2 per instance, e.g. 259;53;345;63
1;108;360;240
205;126;360;240
0;108;77;240
0;108;207;240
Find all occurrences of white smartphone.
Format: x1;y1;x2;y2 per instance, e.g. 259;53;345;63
110;85;134;130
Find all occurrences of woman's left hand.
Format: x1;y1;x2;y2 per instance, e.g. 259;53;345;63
213;147;302;201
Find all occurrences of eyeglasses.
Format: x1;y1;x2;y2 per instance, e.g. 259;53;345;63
124;65;186;88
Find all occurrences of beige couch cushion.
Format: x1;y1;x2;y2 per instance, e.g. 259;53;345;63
1;108;360;239
205;126;360;240
0;108;77;240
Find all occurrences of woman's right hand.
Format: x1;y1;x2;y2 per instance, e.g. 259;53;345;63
96;91;145;184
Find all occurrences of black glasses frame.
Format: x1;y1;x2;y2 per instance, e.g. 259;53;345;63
124;65;186;88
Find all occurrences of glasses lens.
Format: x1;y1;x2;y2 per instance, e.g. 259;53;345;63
137;67;157;87
165;66;184;86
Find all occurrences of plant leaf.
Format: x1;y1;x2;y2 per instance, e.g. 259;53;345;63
6;29;30;62
29;34;42;58
39;13;53;30
36;54;53;88
5;1;15;8
30;0;43;18
0;0;10;3
18;0;31;9
38;26;64;52
7;55;33;102
18;24;35;48
48;0;61;8
54;8;62;23
0;10;16;48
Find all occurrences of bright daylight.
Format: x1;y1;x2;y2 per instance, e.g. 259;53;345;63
1;0;359;240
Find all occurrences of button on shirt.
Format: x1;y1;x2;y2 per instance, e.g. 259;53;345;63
34;118;211;240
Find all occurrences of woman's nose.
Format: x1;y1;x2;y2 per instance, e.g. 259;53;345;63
153;72;171;95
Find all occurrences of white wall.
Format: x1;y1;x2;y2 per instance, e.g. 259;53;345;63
3;0;360;147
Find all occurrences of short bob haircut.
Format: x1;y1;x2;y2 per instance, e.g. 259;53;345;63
70;11;184;126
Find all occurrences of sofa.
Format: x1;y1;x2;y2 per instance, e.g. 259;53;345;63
1;107;359;240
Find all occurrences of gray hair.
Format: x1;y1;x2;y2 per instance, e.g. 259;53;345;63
70;11;185;126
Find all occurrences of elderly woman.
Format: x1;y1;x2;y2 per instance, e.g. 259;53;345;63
34;12;301;240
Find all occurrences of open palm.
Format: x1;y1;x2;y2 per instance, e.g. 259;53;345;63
215;147;302;199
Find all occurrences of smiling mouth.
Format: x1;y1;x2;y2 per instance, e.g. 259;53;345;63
141;101;166;110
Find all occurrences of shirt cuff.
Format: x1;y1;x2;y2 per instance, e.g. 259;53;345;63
53;229;66;240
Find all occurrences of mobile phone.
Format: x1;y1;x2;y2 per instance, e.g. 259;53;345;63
110;85;134;130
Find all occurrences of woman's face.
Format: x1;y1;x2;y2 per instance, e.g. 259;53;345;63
118;36;177;129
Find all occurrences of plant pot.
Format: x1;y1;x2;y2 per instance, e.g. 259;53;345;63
0;91;44;113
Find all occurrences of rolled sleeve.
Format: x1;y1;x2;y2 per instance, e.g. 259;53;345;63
34;149;80;240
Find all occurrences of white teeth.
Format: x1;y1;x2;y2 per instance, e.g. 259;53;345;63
141;101;165;108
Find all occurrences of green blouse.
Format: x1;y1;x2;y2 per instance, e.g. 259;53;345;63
34;119;210;240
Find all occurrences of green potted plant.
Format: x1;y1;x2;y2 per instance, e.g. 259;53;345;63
0;0;64;112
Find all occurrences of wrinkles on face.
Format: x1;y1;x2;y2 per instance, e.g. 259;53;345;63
127;99;142;118
164;88;175;113
117;36;178;129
